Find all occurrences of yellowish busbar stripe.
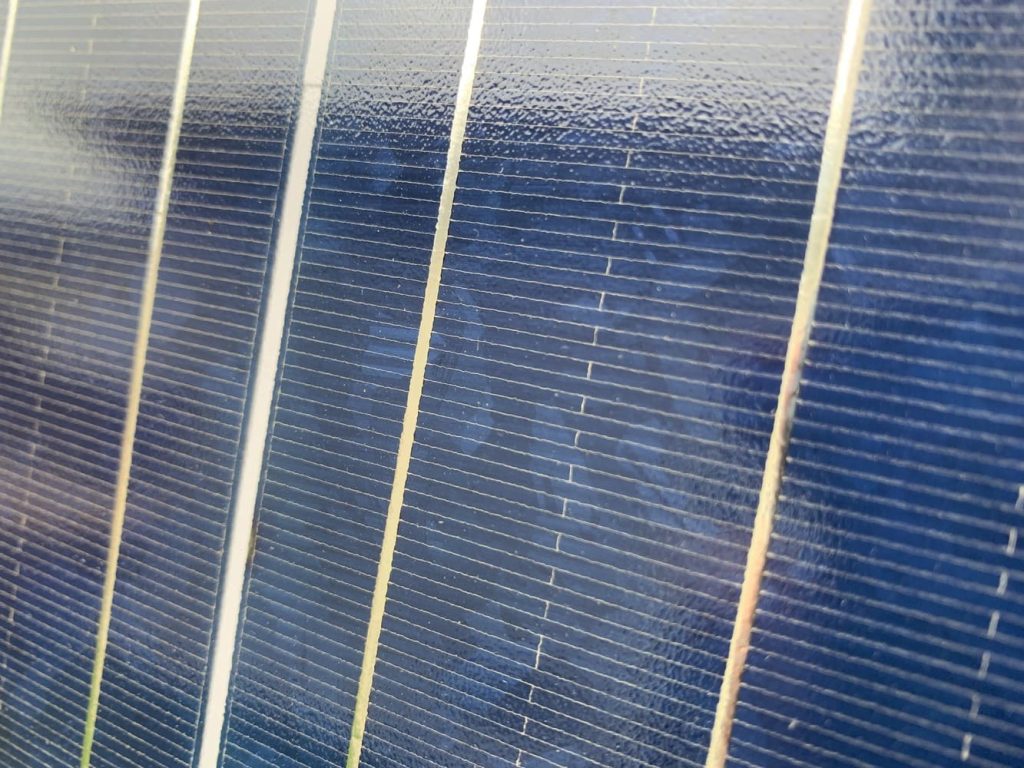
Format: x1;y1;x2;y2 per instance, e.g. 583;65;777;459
704;2;874;767
344;1;489;766
0;0;19;124
80;2;203;765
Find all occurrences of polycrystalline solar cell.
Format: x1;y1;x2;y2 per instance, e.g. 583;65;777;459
219;2;473;765
361;1;844;766
89;2;316;767
0;1;184;764
730;3;1024;768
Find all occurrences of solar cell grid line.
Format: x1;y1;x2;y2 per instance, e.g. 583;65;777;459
85;2;319;767
218;2;477;766
728;1;1024;767
357;0;848;766
0;0;14;122
0;1;187;765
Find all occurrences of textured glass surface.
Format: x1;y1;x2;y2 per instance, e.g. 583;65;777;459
0;1;1022;767
731;3;1024;768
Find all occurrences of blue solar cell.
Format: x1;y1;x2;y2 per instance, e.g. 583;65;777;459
359;2;848;766
88;3;316;767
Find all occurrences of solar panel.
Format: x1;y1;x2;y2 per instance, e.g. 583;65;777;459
0;1;1022;767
